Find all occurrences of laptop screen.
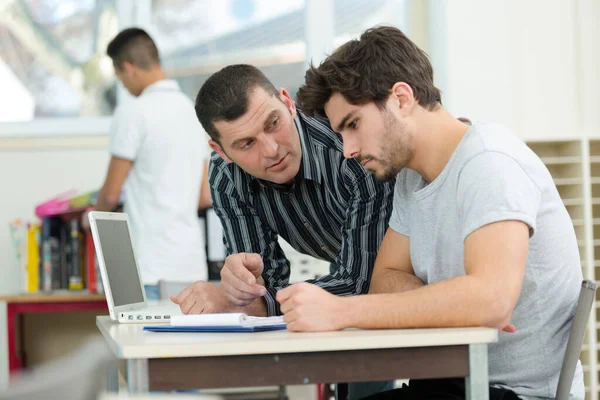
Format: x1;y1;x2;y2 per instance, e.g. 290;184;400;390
95;219;145;307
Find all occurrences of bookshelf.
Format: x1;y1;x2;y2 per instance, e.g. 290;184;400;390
526;139;598;399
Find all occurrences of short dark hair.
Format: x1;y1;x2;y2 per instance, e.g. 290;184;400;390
296;26;441;117
107;28;160;70
195;64;278;143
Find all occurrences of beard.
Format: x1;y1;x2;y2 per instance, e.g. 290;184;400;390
359;110;413;183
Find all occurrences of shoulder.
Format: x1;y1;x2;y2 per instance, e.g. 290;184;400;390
458;122;542;185
297;110;344;152
466;121;526;155
208;152;252;193
112;98;143;122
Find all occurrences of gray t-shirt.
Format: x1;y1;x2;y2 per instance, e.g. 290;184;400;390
390;121;584;400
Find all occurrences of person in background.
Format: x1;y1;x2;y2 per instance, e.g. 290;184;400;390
83;28;210;300
173;64;396;400
280;26;584;400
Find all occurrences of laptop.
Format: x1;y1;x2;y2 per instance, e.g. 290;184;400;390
88;211;182;323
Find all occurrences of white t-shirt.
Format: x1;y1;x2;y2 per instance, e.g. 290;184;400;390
390;121;583;400
109;79;208;284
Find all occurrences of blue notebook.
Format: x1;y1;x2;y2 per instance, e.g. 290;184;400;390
144;324;287;333
143;313;287;333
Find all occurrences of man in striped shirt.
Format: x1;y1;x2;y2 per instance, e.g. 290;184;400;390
172;64;395;400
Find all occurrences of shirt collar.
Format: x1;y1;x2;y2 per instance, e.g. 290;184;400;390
141;79;180;96
295;111;322;184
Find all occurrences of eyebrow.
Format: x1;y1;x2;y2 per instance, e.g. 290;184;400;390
262;110;279;130
231;136;254;148
230;110;279;148
335;110;358;133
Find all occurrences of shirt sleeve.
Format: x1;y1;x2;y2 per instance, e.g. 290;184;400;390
457;151;542;242
209;161;290;316
388;172;411;236
302;162;394;297
109;100;145;161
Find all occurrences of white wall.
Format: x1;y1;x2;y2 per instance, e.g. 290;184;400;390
434;0;598;140
0;136;109;294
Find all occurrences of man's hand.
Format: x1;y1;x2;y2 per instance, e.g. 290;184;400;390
220;253;267;306
277;282;346;332
171;281;236;314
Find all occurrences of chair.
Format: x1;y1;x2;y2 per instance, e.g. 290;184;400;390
0;338;111;400
555;280;597;400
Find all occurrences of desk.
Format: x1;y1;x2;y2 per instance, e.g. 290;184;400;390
97;316;498;400
0;293;107;388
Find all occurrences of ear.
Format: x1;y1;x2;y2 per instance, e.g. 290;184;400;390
389;82;415;115
278;88;297;119
121;61;136;76
209;140;233;163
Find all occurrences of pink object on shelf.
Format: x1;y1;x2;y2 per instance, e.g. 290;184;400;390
34;190;77;218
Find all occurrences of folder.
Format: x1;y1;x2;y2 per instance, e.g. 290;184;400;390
143;313;287;333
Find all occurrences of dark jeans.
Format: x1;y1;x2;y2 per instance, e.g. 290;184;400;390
360;378;521;400
338;381;396;400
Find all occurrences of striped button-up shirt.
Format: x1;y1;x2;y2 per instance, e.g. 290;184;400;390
209;110;395;316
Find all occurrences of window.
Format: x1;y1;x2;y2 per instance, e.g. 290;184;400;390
151;0;406;101
0;0;118;122
0;0;408;130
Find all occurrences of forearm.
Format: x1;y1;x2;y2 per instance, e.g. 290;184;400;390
342;275;511;330
237;297;268;317
369;268;424;294
95;186;119;212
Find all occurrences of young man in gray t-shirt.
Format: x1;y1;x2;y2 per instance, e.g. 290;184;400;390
277;26;584;400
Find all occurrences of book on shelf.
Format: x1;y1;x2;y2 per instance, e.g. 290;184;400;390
24;215;100;294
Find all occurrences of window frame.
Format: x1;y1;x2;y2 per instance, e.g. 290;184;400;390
0;0;412;138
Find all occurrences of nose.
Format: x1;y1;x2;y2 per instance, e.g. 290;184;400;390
342;137;360;159
260;133;279;158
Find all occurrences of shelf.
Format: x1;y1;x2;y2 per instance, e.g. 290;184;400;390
539;156;582;165
554;177;584;185
563;198;585;206
527;141;581;158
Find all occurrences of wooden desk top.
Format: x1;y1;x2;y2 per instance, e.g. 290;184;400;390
0;293;106;303
96;316;498;359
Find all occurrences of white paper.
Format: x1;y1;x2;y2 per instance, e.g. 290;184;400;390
171;313;285;327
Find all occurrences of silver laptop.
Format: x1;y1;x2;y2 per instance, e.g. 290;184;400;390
88;211;182;323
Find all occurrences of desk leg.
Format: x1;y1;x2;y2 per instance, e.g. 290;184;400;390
126;359;149;393
0;301;7;390
466;344;489;400
106;357;119;393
